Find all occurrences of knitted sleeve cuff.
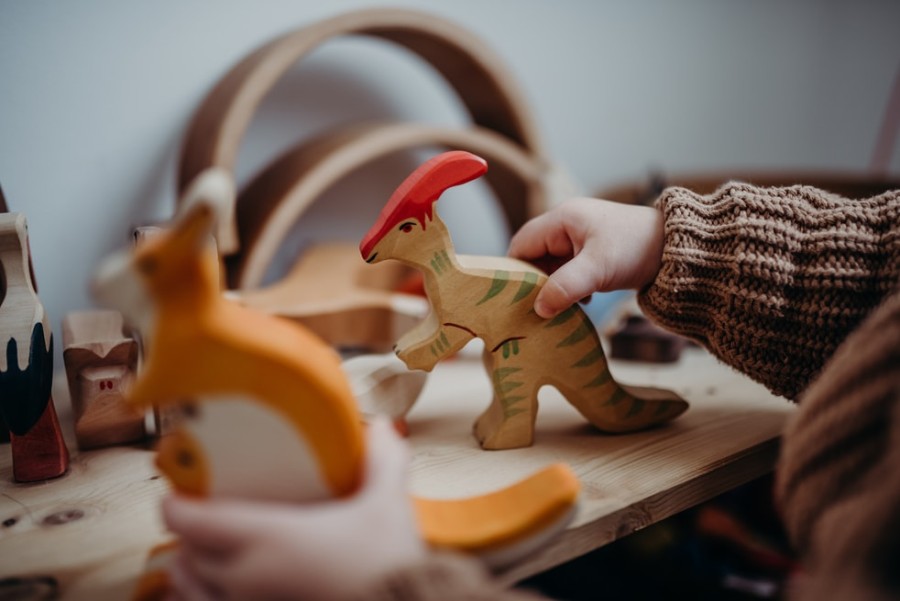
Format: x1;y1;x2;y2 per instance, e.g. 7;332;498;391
638;183;899;399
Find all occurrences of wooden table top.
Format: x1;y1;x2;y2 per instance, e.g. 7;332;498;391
0;343;794;599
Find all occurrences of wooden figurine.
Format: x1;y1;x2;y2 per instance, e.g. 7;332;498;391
360;151;689;450
230;242;429;353
608;313;688;363
92;197;579;599
341;351;428;436
0;185;6;442
0;212;69;481
62;310;142;449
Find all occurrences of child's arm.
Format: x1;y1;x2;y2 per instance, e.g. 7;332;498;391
509;186;900;399
639;184;899;399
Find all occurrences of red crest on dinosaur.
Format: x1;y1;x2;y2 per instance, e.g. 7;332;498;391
359;151;488;260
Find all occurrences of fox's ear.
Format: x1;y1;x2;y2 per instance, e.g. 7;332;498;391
172;201;217;252
176;167;237;254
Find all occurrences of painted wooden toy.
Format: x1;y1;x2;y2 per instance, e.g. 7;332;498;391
608;313;688;364
92;198;578;599
341;351;428;436
0;212;69;481
360;151;689;450
62;309;142;449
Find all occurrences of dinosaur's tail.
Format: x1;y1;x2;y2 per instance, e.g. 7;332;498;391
566;379;689;434
544;306;688;434
413;463;579;567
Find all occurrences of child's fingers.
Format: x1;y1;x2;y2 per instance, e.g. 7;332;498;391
167;552;222;601
534;254;601;318
508;212;574;261
163;495;266;552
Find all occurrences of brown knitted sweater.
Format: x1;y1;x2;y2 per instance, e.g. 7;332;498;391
641;183;898;399
357;184;900;601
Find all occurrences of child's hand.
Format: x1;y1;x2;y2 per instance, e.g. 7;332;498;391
508;198;664;318
161;418;425;601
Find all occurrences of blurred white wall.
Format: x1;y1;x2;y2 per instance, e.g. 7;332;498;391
1;0;898;346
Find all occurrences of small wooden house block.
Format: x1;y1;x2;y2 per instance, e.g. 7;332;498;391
62;310;142;449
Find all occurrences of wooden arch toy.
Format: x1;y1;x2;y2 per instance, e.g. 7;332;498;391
176;7;576;289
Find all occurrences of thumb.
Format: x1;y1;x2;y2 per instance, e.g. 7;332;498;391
534;253;602;318
360;417;411;499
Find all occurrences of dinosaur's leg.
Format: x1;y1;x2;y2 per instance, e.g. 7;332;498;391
473;342;539;450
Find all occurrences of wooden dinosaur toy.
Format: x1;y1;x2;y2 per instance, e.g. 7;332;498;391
0;212;69;481
359;151;689;450
92;198;578;600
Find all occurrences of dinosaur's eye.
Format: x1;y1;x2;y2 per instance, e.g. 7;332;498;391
398;221;415;233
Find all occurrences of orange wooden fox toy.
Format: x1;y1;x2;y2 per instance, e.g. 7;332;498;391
92;190;578;599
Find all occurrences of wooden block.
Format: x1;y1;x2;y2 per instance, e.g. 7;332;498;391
0;212;69;481
62;310;142;449
231;243;428;353
341;351;428;435
608;314;688;363
1;187;10;445
360;151;689;450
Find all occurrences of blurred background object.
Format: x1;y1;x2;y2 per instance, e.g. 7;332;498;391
1;1;898;358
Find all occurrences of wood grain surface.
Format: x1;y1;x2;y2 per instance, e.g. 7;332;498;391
0;342;793;598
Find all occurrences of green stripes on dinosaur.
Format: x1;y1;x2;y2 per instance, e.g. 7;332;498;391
492;367;522;382
431;330;452;355
493;368;528;418
584;369;612;388
625;398;645;418
501;339;520;358
544;305;578;328
572;343;605;368
431;251;452;275
492;367;524;394
501;395;527;418
477;270;510;305
557;316;594;347
603;387;628;406
511;272;539;304
655;401;673;417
